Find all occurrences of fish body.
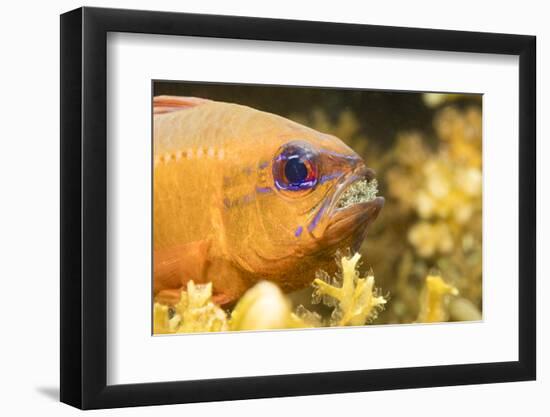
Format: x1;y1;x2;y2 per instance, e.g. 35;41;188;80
153;96;384;305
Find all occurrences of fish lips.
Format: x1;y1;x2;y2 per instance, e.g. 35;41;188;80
322;167;384;249
324;196;384;248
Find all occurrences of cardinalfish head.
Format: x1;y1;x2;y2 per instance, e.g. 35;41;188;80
265;139;383;245
223;108;384;288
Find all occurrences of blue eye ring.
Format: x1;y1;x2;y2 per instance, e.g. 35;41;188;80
273;141;319;192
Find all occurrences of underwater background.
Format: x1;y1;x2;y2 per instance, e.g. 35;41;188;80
153;82;482;332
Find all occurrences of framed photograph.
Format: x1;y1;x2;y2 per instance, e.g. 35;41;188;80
60;6;536;409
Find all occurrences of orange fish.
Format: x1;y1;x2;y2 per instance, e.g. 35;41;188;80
153;95;384;305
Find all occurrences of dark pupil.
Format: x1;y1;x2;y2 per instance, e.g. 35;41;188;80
285;157;308;184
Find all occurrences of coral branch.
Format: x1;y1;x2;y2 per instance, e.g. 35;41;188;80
416;274;458;323
312;252;386;326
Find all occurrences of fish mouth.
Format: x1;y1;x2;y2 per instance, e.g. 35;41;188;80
331;166;383;212
335;177;379;210
323;166;384;245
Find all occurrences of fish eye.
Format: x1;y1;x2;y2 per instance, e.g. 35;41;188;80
285;156;308;184
273;141;318;193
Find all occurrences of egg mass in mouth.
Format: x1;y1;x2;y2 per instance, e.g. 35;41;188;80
336;178;379;210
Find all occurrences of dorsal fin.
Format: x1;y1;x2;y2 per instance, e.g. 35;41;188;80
153;95;211;114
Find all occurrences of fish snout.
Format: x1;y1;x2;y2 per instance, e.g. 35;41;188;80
335;152;364;173
320;162;383;245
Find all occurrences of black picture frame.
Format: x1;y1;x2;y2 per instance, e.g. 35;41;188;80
60;6;536;410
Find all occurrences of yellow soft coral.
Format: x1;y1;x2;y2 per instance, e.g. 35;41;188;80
154;253;387;333
153;303;180;334
175;281;228;333
312;253;386;326
417;274;459;323
153;281;228;334
408;221;454;258
154;280;313;334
